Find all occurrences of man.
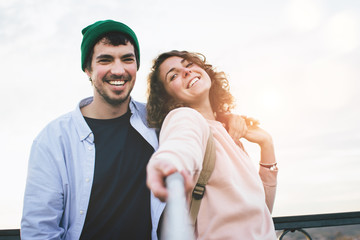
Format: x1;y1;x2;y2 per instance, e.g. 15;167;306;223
21;20;164;239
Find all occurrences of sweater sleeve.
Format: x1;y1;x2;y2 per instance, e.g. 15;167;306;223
149;107;210;175
259;166;278;213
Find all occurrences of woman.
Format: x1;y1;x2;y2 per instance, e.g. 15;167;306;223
146;50;278;239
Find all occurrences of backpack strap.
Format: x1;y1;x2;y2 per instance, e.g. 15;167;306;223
189;129;216;226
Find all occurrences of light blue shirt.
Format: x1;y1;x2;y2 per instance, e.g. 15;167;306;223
21;97;165;240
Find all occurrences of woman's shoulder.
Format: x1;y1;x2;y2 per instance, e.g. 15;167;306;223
169;106;201;114
163;107;208;131
161;107;210;143
167;107;206;122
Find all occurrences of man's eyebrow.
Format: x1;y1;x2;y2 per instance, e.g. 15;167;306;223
122;53;135;59
96;54;113;59
96;53;135;60
164;58;186;80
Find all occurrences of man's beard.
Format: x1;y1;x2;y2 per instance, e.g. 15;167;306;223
94;74;133;106
97;87;131;106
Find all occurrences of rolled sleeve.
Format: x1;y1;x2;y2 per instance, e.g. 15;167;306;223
259;166;278;213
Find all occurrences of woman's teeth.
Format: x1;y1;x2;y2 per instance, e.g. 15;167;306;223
188;77;200;88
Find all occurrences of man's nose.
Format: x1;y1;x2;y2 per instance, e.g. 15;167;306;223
111;60;126;75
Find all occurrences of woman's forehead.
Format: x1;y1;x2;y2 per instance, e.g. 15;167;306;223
163;56;185;66
159;56;186;76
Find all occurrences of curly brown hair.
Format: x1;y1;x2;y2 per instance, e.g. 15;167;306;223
146;50;235;129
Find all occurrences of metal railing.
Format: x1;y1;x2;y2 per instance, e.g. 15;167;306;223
273;211;360;239
1;175;359;240
0;229;20;240
1;214;359;240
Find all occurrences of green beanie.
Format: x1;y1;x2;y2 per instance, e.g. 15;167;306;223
81;20;140;71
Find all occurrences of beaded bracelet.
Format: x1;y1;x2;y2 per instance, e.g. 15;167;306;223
259;162;278;171
259;162;277;167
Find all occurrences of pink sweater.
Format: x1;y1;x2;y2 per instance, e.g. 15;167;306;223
150;107;277;239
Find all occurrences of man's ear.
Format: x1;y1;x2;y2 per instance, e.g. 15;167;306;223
85;69;93;85
85;68;91;78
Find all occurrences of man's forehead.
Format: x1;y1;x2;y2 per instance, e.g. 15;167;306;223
93;40;135;54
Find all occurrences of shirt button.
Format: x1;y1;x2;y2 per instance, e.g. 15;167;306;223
85;178;90;182
80;210;84;215
88;146;93;150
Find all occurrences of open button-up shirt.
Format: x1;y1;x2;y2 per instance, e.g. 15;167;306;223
21;97;165;240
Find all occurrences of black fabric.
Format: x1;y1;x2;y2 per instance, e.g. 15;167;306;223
80;111;153;240
157;210;165;239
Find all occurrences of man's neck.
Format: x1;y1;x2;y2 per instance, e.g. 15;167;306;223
81;97;130;119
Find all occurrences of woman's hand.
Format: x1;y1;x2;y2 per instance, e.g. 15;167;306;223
146;160;193;202
242;117;273;147
223;113;276;166
226;114;271;146
241;116;276;166
224;114;249;141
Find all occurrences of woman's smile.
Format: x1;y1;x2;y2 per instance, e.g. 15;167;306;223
188;76;200;88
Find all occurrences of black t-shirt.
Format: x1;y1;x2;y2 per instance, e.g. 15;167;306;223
80;111;154;240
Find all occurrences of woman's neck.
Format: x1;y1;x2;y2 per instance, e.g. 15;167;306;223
191;101;216;120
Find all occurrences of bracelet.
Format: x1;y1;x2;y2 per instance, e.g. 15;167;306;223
259;162;277;167
259;162;278;171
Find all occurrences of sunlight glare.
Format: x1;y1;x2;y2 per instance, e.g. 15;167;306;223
324;11;360;54
258;88;281;112
286;0;323;32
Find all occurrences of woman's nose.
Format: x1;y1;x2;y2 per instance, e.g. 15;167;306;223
183;68;192;77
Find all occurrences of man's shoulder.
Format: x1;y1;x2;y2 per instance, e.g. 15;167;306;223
129;98;148;121
34;109;80;143
130;98;146;112
36;98;90;139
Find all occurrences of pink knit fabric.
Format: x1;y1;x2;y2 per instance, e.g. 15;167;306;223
150;107;277;239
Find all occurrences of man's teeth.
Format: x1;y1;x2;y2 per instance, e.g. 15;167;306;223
109;80;125;86
189;77;200;88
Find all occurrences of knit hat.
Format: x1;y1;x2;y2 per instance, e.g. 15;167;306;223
81;20;140;71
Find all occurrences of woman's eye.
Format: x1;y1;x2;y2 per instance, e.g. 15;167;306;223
186;62;193;68
170;74;177;81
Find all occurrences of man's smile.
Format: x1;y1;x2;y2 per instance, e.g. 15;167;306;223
108;80;126;86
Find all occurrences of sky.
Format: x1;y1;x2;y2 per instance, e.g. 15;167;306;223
1;0;360;229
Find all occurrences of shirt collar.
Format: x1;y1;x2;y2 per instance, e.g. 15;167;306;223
73;97;138;142
72;97;94;142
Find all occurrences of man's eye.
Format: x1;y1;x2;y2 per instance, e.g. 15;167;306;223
98;59;110;63
124;58;135;62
